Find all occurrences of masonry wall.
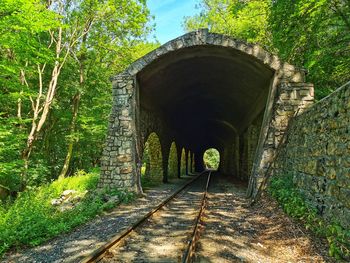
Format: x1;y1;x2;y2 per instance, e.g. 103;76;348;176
248;82;314;197
273;82;350;229
99;74;138;191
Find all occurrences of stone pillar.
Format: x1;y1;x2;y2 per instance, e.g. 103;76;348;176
99;73;138;191
185;149;189;175
161;141;171;183
176;145;182;178
233;135;240;177
248;82;314;197
194;151;205;172
219;145;229;174
192;153;195;173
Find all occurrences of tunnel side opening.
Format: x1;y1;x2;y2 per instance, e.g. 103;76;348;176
167;142;178;180
140;132;163;188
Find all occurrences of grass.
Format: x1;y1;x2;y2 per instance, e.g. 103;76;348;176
141;176;161;189
269;174;350;260
140;164;163;189
0;170;134;256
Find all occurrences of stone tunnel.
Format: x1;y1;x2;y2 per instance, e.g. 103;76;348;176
99;29;314;196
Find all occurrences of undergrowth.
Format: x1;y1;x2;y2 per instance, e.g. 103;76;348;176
141;176;161;189
269;174;350;260
0;170;134;256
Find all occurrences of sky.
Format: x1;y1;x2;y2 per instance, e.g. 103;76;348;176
147;0;199;44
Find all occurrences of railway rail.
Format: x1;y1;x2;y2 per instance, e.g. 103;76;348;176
80;171;212;263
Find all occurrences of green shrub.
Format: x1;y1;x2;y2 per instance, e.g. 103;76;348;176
269;174;350;260
0;170;135;256
141;175;160;189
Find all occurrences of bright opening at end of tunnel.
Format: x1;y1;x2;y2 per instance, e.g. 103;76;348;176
203;148;220;171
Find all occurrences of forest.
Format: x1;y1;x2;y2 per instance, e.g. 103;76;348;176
0;0;349;257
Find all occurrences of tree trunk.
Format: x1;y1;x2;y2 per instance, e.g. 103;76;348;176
21;26;68;188
59;91;81;178
58;21;92;178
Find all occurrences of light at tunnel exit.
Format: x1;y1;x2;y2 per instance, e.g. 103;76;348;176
203;148;220;170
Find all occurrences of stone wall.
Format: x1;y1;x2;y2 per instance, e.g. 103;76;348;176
99;74;138;191
220;113;263;180
273;82;350;229
248;82;315;197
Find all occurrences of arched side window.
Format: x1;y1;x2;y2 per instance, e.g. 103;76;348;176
141;132;163;186
168;142;177;179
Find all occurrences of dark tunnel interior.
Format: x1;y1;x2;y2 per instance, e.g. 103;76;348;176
137;45;275;178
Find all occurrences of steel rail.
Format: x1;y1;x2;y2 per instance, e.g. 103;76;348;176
80;171;208;263
182;171;212;263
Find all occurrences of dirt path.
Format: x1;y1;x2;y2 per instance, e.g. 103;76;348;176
194;175;334;263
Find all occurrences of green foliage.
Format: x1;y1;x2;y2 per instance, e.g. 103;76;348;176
203;148;220;170
0;170;134;256
0;117;24;191
168;142;178;178
270;0;350;99
0;0;156;191
184;0;350;99
269;174;350;260
140;175;160;189
184;0;271;45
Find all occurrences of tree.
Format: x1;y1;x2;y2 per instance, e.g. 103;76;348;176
203;148;220;170
184;0;271;46
270;0;350;98
0;0;155;192
57;0;153;178
0;0;61;189
185;0;349;98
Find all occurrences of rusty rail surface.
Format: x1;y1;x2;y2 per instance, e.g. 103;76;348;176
182;171;212;263
80;171;208;263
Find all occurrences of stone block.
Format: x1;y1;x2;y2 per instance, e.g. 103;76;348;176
121;109;129;117
117;154;132;162
303;160;317;175
120;166;132;174
325;167;336;180
338;188;350;208
325;181;340;197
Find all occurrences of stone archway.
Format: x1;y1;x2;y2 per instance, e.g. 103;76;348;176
141;132;163;185
98;29;314;195
168;142;178;179
180;148;186;177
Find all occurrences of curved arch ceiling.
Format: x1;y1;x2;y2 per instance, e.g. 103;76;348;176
137;45;275;150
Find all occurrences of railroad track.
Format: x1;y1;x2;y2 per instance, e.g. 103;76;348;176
81;171;212;263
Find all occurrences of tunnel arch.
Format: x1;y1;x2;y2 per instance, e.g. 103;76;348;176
167;142;178;179
140;132;163;186
180;148;186;177
100;29;314;196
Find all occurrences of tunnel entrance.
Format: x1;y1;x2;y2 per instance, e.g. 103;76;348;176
99;29;314;197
